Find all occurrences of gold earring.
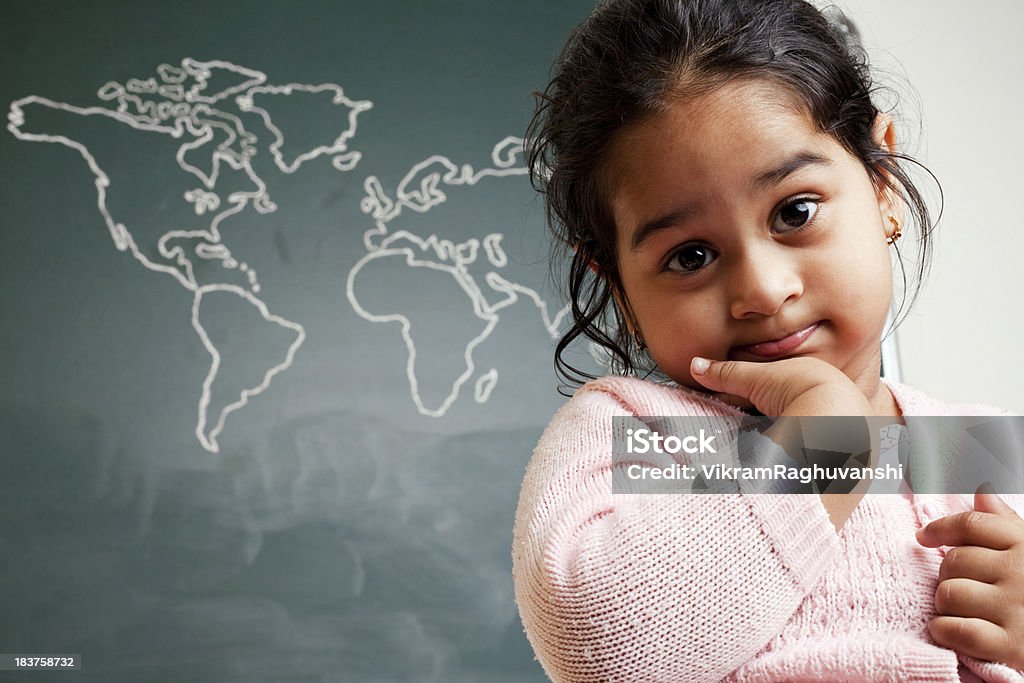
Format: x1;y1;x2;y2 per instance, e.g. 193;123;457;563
613;288;646;352
625;320;646;352
886;215;902;245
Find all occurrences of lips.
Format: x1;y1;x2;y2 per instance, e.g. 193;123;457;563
731;322;821;359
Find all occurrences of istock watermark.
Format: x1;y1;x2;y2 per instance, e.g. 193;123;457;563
610;415;1024;496
624;427;718;455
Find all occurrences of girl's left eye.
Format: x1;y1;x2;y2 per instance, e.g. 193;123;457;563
772;196;820;233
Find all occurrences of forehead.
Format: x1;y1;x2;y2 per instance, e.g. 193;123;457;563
612;78;820;163
603;79;841;213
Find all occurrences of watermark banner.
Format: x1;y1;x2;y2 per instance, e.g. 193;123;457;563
610;415;1024;495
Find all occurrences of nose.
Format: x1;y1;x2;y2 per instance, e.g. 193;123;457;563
728;246;803;319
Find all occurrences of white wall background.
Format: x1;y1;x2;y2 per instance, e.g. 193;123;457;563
834;0;1023;413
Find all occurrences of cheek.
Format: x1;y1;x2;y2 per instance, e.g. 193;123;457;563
633;287;719;337
855;242;895;296
818;242;894;330
835;251;892;294
821;220;893;289
637;296;726;375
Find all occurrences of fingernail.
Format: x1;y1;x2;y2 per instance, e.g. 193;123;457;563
691;357;711;375
977;481;996;495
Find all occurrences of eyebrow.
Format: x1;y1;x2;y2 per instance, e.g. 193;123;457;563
628;150;834;253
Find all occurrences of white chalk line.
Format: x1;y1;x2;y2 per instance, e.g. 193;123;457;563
8;58;372;451
347;137;569;417
238;83;372;174
347;237;501;418
474;369;498;403
192;284;306;453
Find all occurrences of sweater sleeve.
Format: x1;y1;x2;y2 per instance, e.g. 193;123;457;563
511;382;843;683
958;654;1024;682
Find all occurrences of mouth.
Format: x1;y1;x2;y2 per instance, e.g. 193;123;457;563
730;321;821;360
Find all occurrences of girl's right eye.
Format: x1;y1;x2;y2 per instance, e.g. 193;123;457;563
665;243;718;274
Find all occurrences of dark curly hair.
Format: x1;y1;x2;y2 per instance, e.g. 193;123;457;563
526;0;939;395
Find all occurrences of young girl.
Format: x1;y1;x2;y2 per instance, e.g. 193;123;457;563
511;1;1024;681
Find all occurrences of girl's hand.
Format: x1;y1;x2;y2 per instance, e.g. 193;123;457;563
690;356;878;531
916;488;1024;669
690;356;872;416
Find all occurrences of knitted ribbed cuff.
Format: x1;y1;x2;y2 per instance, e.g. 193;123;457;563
959;653;1024;683
744;494;842;594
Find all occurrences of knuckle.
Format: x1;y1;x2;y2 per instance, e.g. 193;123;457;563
934;581;954;613
939;549;963;582
1007;629;1022;661
934;614;987;652
927;619;948;647
930;618;957;649
749;376;774;411
951;618;979;648
962;511;986;535
1010;637;1024;671
718;360;736;386
1006;548;1024;580
934;579;969;616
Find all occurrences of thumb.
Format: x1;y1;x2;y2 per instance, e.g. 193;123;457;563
974;482;1018;517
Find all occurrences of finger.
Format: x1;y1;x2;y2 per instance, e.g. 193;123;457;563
933;577;1006;622
928;616;1011;664
916;511;1021;551
974;485;1021;518
707;392;756;412
937;545;1007;584
690;357;779;414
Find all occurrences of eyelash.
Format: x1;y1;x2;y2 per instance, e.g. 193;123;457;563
772;194;822;235
661;194;823;274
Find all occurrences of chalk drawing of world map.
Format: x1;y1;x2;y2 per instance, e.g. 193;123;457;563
7;58;370;452
8;58;569;449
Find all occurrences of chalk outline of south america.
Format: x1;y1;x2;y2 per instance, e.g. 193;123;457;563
7;57;372;452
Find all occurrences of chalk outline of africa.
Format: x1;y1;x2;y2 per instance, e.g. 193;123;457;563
348;138;570;417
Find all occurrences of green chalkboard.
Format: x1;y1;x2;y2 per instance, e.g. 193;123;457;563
0;1;602;680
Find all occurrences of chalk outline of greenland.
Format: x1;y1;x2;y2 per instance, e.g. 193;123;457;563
348;137;569;417
7;57;372;452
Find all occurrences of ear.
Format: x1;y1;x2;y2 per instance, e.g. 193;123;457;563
871;112;897;153
870;113;902;222
571;241;602;275
573;241;640;337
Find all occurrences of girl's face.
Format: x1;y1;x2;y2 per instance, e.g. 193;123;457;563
606;79;898;397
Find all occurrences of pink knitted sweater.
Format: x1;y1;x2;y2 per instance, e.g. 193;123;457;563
512;376;1024;682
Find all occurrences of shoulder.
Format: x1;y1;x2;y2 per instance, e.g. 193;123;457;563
884;379;1014;416
525;376;745;475
564;375;747;419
